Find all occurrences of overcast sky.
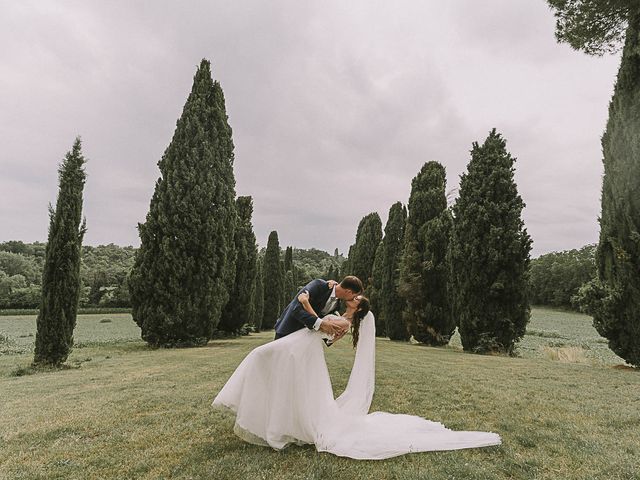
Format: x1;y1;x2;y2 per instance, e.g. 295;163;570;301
0;1;622;258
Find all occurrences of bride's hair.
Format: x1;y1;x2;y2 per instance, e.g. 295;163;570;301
351;296;370;348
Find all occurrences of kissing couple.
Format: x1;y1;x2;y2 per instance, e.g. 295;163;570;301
212;275;501;459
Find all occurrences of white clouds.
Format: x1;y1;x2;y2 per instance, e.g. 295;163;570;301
0;0;621;257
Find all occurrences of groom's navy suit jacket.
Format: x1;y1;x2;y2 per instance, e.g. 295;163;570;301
274;279;334;339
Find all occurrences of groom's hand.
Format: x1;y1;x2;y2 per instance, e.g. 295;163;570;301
318;320;340;337
332;328;348;343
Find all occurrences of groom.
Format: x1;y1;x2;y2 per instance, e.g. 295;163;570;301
274;275;364;342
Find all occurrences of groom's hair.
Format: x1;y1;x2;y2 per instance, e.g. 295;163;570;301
340;276;363;294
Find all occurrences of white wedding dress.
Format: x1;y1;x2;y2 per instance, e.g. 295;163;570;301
212;312;501;459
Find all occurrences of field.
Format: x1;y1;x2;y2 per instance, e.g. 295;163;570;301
0;309;638;480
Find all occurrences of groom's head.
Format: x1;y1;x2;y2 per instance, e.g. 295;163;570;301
335;276;364;301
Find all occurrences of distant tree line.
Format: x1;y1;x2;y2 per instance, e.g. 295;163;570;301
0;242;135;309
0;240;344;314
529;245;596;309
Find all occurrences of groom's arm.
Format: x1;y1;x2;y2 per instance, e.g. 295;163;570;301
290;279;327;329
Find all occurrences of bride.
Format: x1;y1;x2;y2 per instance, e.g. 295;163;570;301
212;290;501;460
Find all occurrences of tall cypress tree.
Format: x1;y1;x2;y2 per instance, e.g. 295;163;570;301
218;196;257;333
283;246;298;298
279;259;287;312
399;162;454;346
284;246;293;273
346;213;383;291
326;264;336;281
448;130;532;354
341;245;354;278
381;202;409;341
262;231;284;329
252;256;264;331
129;59;237;347
369;241;386;336
284;270;295;303
573;12;640;367
34;138;87;366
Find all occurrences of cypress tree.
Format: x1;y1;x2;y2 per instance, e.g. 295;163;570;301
341;245;354;278
129;59;237;347
252;256;264;331
262;231;284;329
284;246;293;273
576;12;640;367
399;162;454;346
381;202;409;341
279;259;287;313
448;130;532;354
347;213;383;291
326;264;335;281
369;241;386;336
283;246;298;298
218;196;257;333
284;270;295;304
34;137;87;366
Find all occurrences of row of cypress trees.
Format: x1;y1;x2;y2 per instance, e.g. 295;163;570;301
342;129;532;354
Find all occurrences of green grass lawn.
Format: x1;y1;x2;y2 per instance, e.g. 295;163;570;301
0;309;638;480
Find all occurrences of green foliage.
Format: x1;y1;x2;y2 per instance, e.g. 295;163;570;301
345;213;383;290
218;196;258;333
128;59;237;347
547;0;632;55
283;246;299;299
448;130;532;355
262;231;283;329
33;138;87;366
80;244;136;307
585;15;640;367
325;264;337;281
380;202;409;341
284;246;293;273
399;162;454;346
528;244;596;309
292;247;344;285
252;257;264;330
284;270;295;304
0;251;40;284
340;245;353;279
368;241;385;336
279;259;287;314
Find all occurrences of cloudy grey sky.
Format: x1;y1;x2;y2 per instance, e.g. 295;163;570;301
0;1;621;258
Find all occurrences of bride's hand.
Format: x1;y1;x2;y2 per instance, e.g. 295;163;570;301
298;290;310;304
332;326;348;342
327;279;338;289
